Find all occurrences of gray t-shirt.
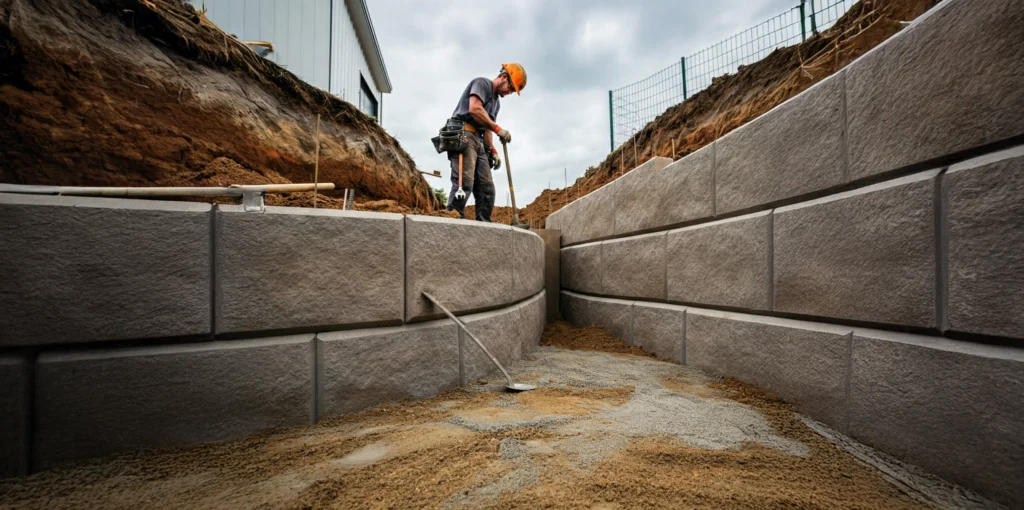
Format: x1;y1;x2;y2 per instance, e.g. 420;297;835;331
452;77;500;131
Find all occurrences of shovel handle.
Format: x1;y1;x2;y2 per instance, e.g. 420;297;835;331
501;141;521;225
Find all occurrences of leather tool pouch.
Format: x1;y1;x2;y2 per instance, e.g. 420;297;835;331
431;118;469;154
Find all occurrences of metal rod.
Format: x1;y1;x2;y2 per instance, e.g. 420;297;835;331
800;0;808;41
0;183;334;197
313;113;321;208
422;291;515;387
680;56;688;100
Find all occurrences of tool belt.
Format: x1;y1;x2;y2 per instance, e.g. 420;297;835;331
431;118;470;154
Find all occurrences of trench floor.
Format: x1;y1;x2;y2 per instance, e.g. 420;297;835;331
0;324;988;509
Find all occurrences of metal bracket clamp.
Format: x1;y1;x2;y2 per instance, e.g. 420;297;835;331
241;189;266;212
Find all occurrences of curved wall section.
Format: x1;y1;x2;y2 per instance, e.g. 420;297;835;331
0;195;546;477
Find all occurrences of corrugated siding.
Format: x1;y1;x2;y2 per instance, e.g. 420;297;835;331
190;0;332;91
330;0;381;110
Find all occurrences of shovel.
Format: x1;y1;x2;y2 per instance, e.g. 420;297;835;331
501;140;529;230
422;291;536;392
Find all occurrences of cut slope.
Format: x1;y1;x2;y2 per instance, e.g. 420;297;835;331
517;0;939;228
0;0;439;210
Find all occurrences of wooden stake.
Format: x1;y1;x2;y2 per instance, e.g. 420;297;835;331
312;113;321;208
633;139;638;167
672;138;676;159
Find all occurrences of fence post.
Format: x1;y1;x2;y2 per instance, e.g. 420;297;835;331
799;0;807;41
608;90;614;152
809;0;818;35
680;57;688;100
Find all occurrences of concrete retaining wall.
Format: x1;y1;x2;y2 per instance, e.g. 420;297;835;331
553;2;1024;504
1;194;546;475
562;291;1024;507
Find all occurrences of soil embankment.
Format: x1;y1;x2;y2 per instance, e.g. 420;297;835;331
0;0;439;211
511;0;940;228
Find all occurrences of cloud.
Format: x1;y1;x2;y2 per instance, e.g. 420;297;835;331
369;0;801;209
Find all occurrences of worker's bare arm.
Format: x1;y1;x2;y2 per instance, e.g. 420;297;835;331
468;95;499;132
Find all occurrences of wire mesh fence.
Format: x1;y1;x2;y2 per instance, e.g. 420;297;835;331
610;0;855;151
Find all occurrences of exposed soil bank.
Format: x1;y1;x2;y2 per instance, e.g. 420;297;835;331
0;323;978;509
0;0;438;211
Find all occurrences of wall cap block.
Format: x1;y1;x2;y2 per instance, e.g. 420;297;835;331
852;328;1024;361
38;334;315;363
0;193;211;212
687;307;854;336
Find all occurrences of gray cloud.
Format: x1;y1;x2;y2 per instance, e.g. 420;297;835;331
370;0;798;209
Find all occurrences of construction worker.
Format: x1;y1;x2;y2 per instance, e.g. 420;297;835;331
446;63;527;221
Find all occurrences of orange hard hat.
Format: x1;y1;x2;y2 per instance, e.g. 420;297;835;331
501;63;527;95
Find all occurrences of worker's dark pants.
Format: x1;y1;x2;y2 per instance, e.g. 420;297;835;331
447;133;494;222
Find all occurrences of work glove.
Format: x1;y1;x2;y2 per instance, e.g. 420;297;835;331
489;147;502;170
496;128;512;144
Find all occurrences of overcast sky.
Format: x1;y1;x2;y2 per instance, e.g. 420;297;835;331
368;0;797;207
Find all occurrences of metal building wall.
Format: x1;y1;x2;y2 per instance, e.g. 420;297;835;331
329;1;382;113
190;0;332;92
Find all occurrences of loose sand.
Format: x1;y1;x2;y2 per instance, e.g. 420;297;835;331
0;324;996;509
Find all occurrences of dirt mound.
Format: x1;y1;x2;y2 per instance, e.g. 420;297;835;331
540;321;654;358
522;0;940;228
0;0;439;211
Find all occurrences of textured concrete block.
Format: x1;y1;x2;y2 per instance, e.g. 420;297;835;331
317;321;459;417
0;356;29;478
602;232;666;300
216;206;404;334
946;147;1024;339
545;208;562;232
686;309;852;431
716;74;846;214
614;156;702;235
560;291;589;328
774;171;938;328
633;302;685;362
560;242;601;294
405;216;513;321
846;0;1024;180
577;295;634;345
849;329;1024;507
517;291;546;354
666;211;771;310
0;194;211;346
34;335;314;469
536;229;561;322
512;229;545;303
461;305;524;382
560;181;616;246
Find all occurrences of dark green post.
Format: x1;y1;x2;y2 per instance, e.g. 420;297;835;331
608;90;614;152
680;57;688;100
799;0;807;41
809;0;818;34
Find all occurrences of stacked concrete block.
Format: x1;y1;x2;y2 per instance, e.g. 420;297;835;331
461;305;524;382
845;0;1024;181
715;73;847;215
405;216;513;321
560;242;601;294
517;291;546;354
536;229;561;322
0;194;211;346
511;228;545;303
774;171;939;328
317;321;459;417
946;147;1024;340
559;181;617;246
34;335;314;469
569;294;635;344
560;291;590;329
632;302;686;363
666;211;771;311
601;232;666;300
0;356;29;478
848;329;1024;507
614;156;698;235
216;206;404;334
686;309;852;431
